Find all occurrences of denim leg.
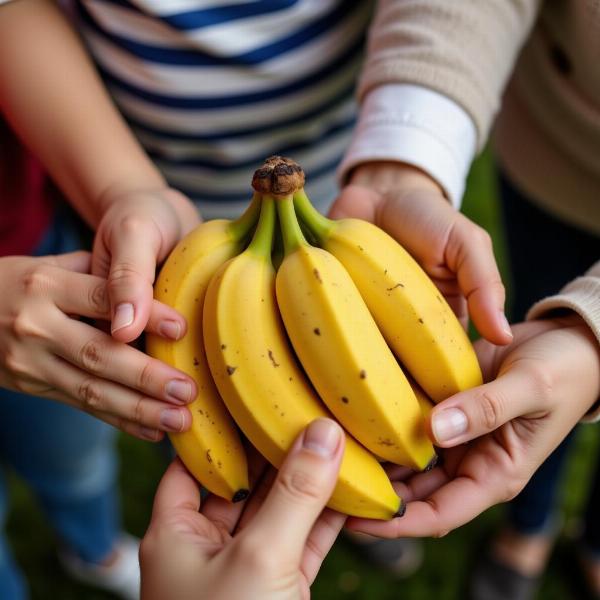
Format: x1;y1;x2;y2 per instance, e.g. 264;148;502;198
0;388;119;564
499;173;600;534
0;474;27;600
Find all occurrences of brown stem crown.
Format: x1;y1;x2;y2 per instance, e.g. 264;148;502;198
251;156;305;197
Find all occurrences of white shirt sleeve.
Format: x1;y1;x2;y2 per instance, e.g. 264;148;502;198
337;83;477;209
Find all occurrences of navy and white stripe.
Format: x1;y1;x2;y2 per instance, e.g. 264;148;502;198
76;0;373;217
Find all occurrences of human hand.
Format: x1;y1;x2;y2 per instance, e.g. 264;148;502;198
92;186;200;343
329;161;511;344
345;314;600;538
0;252;195;440
140;418;347;600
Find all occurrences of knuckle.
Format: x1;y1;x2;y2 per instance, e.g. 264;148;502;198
433;528;450;539
470;223;493;249
78;378;104;411
4;350;28;378
503;478;526;502
88;281;109;315
78;337;107;373
137;359;156;391
108;263;141;288
304;535;325;562
276;468;323;503
119;215;147;236
479;390;504;431
130;394;146;425
11;312;44;340
21;265;52;296
525;362;555;404
14;378;51;396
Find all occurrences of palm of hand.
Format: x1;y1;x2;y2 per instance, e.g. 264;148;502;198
141;458;333;600
346;317;600;538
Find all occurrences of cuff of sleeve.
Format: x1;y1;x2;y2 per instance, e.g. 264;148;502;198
337;84;476;209
526;275;600;423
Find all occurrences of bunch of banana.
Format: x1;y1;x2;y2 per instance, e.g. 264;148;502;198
203;193;402;519
148;155;482;520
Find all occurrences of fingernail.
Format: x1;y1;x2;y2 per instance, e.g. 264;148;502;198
166;379;193;404
112;303;134;333
431;408;468;443
159;320;181;340
160;409;185;432
499;311;513;338
303;418;342;458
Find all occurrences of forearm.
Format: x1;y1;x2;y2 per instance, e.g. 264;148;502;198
361;0;543;148
527;260;600;421
0;0;165;227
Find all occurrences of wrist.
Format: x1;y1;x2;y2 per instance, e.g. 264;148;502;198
96;177;166;216
96;183;198;231
349;161;445;197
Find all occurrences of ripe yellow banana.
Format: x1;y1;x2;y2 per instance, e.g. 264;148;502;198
294;190;483;402
203;196;402;520
276;195;436;471
409;376;434;420
146;198;260;502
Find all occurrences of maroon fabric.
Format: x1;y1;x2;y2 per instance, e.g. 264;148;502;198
0;119;55;256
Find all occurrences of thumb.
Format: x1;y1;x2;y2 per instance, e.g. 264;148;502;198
238;419;344;565
44;251;92;273
428;369;541;447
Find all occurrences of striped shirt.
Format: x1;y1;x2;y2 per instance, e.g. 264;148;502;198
75;0;373;218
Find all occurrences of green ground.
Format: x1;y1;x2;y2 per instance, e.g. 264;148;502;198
6;152;599;599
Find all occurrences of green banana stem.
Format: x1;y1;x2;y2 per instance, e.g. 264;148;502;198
271;210;284;270
293;189;334;242
247;195;275;259
277;195;307;255
228;193;262;241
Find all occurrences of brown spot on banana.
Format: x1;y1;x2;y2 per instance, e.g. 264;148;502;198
268;350;280;367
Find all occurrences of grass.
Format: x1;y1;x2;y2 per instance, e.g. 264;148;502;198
6;151;599;599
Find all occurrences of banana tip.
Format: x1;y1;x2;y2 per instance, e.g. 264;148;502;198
394;499;407;519
232;489;250;503
424;454;439;472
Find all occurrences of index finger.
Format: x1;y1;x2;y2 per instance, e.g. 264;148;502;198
447;217;512;345
347;473;496;539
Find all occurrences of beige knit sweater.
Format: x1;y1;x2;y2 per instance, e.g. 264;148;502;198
361;0;600;234
361;0;600;362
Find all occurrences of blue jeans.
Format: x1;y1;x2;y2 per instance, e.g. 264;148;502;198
499;173;600;539
0;208;119;599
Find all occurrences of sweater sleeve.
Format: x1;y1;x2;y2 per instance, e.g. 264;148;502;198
526;261;600;422
359;0;543;149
